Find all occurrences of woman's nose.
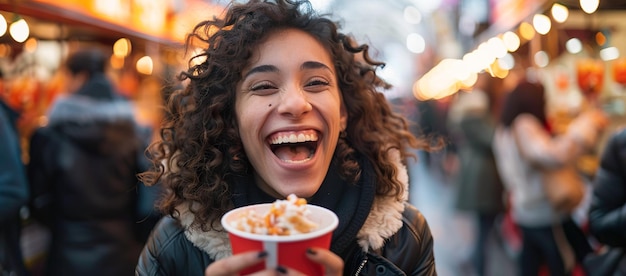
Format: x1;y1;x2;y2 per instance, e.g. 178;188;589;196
277;87;312;118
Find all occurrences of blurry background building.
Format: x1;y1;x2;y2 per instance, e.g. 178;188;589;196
1;0;625;144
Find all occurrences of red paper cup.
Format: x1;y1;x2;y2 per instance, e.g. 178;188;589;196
221;203;338;275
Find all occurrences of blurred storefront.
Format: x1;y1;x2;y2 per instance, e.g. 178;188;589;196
0;0;228;269
0;0;225;154
1;0;623;179
414;0;626;176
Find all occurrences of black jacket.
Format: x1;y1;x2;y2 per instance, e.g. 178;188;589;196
0;102;29;276
27;82;149;276
137;205;435;276
589;128;626;247
136;152;437;276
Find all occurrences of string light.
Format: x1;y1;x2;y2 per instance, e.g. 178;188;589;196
551;3;569;23
580;0;599;14
113;38;132;57
136;56;153;75
519;22;536;41
566;38;583;54
0;14;6;36
533;14;551;35
9;17;29;43
502;31;520;52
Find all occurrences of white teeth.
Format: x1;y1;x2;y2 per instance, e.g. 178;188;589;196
271;132;318;145
283;157;312;164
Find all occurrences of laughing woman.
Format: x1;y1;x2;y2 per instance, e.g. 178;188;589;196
136;0;437;275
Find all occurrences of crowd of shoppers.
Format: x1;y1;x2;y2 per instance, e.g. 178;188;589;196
406;43;624;276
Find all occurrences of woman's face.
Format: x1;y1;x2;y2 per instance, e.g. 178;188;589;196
235;28;347;198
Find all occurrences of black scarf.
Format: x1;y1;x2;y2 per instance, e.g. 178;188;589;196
231;154;376;258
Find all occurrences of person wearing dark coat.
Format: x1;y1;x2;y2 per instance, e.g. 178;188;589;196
27;49;150;276
448;73;505;276
588;127;626;274
0;100;29;276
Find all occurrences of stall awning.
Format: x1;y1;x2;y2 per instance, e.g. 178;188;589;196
0;0;224;47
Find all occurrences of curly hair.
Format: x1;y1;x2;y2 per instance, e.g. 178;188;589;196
140;0;431;231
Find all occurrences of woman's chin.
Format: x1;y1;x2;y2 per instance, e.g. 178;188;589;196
275;185;321;199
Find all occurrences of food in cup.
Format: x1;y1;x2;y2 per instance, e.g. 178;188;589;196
221;197;338;275
230;194;319;235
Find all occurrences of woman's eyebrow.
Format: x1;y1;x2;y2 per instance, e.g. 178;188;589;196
301;61;332;71
243;64;278;79
243;61;332;79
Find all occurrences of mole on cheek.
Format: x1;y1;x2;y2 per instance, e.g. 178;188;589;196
268;104;272;107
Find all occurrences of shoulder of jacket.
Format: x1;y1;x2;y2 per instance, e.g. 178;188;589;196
611;127;626;146
596;128;626;166
401;204;431;240
379;204;434;250
368;204;436;275
137;217;197;275
598;128;626;173
151;217;187;245
28;127;61;156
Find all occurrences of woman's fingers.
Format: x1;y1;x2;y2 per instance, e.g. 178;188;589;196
274;265;305;276
206;248;343;276
305;247;344;276
205;251;267;276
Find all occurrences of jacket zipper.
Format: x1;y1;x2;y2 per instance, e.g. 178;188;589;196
354;258;368;275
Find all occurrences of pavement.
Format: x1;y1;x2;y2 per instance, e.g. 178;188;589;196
408;150;517;276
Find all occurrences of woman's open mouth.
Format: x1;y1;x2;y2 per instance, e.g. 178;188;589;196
268;130;319;164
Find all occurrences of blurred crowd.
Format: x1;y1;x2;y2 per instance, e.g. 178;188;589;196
1;48;162;276
392;45;626;276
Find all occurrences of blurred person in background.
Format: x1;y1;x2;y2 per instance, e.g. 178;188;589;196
26;48;154;276
492;53;608;275
0;91;29;276
448;72;505;276
587;127;626;274
416;98;457;178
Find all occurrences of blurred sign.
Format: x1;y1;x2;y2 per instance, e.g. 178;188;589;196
490;0;546;32
93;0;131;23
22;0;224;44
32;0;166;38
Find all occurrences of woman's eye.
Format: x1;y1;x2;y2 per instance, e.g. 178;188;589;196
306;79;329;87
250;82;277;91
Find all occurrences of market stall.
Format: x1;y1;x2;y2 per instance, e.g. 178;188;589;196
0;0;225;152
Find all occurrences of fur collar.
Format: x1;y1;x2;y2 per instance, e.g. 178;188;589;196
176;149;409;260
48;94;134;126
